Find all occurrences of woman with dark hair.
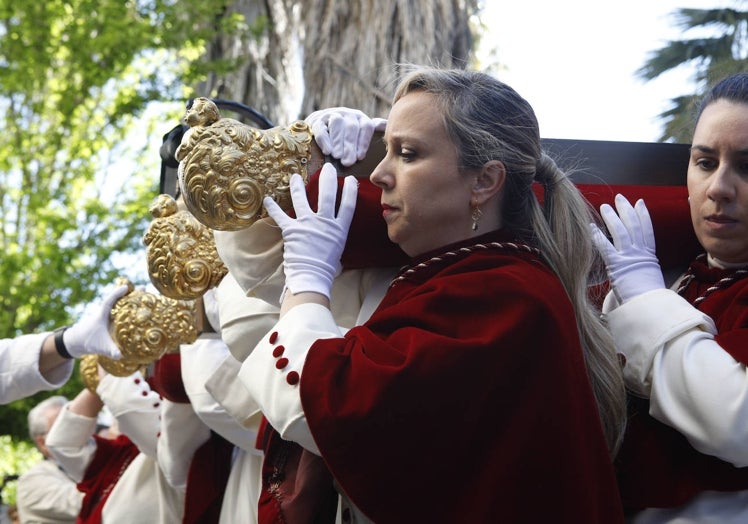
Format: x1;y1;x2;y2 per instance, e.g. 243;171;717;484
594;72;748;523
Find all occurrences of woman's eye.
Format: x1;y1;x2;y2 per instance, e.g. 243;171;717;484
694;158;717;171
400;149;415;161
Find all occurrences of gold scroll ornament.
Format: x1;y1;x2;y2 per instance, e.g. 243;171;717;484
175;97;385;231
143;193;228;300
175;97;313;231
80;278;199;387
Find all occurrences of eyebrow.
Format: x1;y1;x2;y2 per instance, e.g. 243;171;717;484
690;145;748;155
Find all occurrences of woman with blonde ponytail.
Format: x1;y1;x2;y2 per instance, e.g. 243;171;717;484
239;65;626;523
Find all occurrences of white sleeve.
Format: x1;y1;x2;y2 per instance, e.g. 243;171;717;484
96;372;161;459
180;336;257;450
0;333;74;404
216;272;281;362
157;398;211;491
212;220;285;305
238;303;342;455
604;288;748;465
45;404;98;483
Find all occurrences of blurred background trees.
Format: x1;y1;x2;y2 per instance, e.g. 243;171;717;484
1;0;746;504
639;3;748;142
0;0;481;489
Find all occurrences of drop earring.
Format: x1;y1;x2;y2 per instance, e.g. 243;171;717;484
471;203;482;232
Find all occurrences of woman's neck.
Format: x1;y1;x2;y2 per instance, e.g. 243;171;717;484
707;253;748;269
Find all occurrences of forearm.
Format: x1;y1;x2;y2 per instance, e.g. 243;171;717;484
97;372;161;458
649;332;748;465
66;387;104;418
238;303;342;453
38;332;73;375
182;340;258;449
45;405;98;482
157;399;211;491
0;333;73;404
606;289;748;465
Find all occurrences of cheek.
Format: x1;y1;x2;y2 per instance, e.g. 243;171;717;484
686;174;705;205
738;182;748;209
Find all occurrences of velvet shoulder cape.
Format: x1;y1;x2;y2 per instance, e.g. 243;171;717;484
301;230;623;523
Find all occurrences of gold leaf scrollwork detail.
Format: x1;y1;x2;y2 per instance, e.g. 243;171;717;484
79;354;100;392
108;279;199;367
143;194;228;300
175;97;313;230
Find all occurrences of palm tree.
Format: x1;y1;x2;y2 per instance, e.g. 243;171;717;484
639;4;748;142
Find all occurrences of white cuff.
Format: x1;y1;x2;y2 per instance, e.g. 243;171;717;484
604;288;716;396
238;303;341;454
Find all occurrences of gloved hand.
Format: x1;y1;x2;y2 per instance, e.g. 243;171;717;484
63;284;130;359
263;163;358;301
590;194;666;303
305;107;386;167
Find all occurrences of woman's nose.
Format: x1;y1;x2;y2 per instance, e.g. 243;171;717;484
370;157;389;188
706;164;737;202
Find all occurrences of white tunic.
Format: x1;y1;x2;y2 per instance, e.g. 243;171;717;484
604;288;748;523
46;372;183;523
0;333;73;404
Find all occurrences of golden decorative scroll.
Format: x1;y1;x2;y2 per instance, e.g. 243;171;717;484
175;97;314;230
97;355;148;379
79;354;100;392
109;278;199;366
80;353;148;384
143;193;228;300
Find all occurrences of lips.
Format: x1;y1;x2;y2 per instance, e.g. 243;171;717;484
381;203;396;219
705;214;737;224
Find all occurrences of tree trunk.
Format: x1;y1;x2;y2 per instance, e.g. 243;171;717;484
194;0;303;125
300;0;475;118
196;0;477;124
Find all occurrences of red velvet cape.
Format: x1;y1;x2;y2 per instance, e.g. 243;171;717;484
300;229;624;523
76;434;139;524
616;257;748;512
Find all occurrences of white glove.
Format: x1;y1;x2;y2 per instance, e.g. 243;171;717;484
305;107;386;167
263;163;358;301
63;284;130;359
591;194;665;304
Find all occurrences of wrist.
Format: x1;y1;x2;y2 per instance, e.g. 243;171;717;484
53;326;74;359
280;290;329;317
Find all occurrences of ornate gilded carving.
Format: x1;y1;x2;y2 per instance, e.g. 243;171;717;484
97;355;147;379
143;193;228;300
79;353;148;383
79;354;100;392
109;278;199;366
175;97;313;230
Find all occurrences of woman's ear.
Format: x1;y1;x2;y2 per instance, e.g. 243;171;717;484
472;160;505;205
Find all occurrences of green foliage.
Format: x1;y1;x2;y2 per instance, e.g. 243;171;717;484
0;0;246;440
638;4;748;142
0;435;41;506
